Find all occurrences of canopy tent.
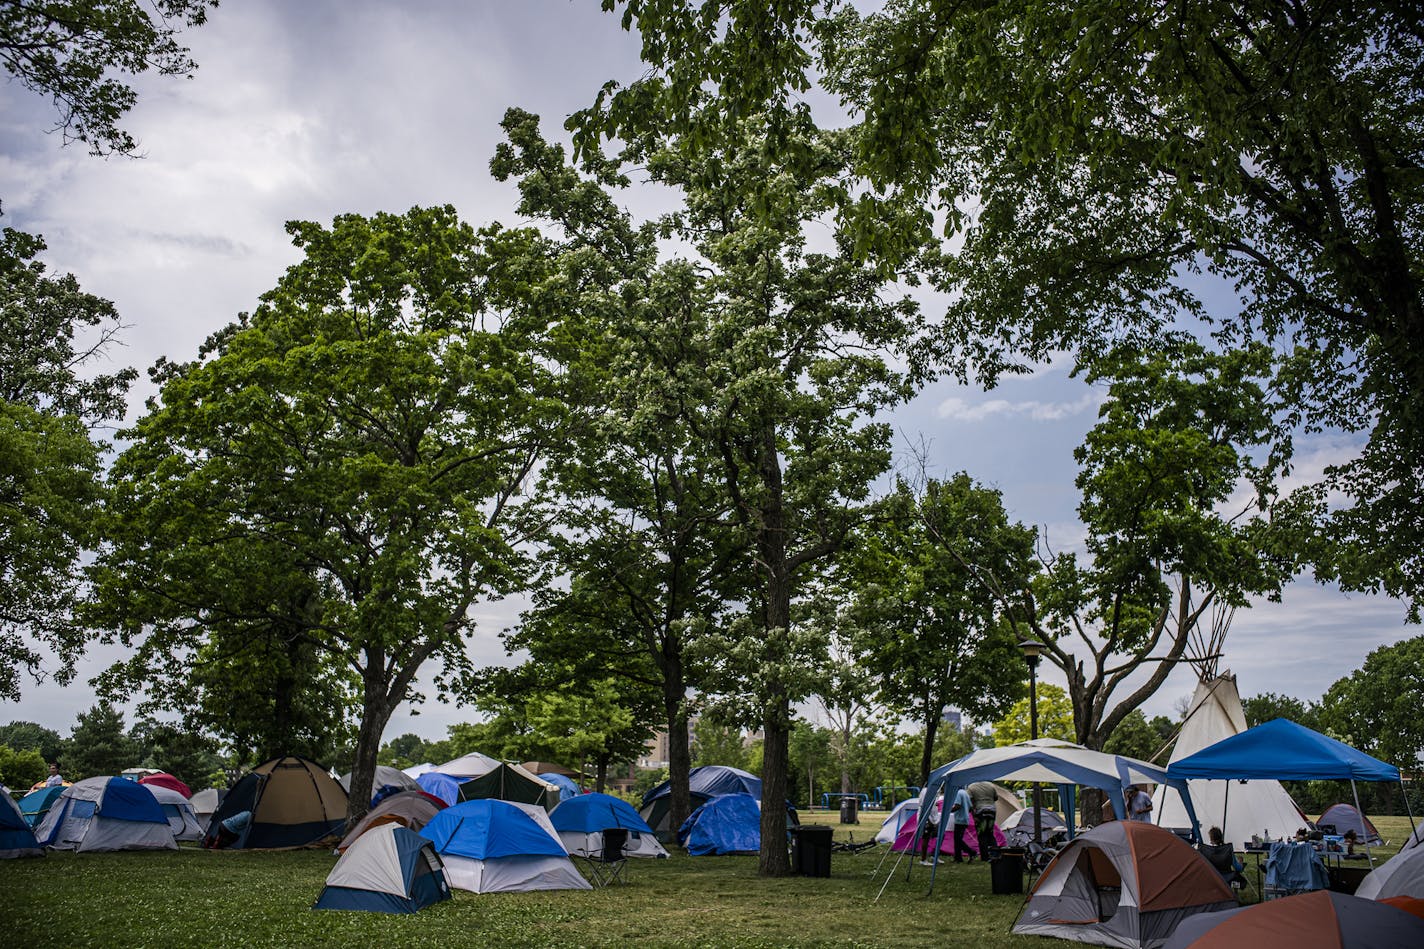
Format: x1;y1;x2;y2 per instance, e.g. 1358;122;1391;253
314;823;451;914
1013;821;1235;948
640;765;762;840
18;785;65;828
138;773;192;799
1162;889;1424;948
204;755;347;850
35;776;177;852
551;791;668;859
1167;718;1417;865
1;789;42;858
418;798;590;893
339;766;421;806
917;738;1203;893
1152;673;1307;844
337;789;447;853
456;763;560;812
146;784;204;841
677;792;761;856
1356;844;1424;901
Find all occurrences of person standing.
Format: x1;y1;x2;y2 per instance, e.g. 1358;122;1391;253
919;794;942;865
1128;784;1154;822
968;781;1000;859
948;785;974;863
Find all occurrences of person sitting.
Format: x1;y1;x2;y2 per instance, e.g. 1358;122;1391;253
1343;829;1358;855
1198;826;1248;891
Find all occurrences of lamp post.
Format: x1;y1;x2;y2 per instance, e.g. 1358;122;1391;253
1019;638;1045;848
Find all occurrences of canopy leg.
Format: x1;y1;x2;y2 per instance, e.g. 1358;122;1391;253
1401;778;1419;849
1350;779;1374;868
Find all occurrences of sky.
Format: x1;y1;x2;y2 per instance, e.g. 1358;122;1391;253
0;1;1414;745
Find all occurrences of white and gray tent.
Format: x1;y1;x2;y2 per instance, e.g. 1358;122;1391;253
147;784;204;841
35;777;177;852
339;766;421;798
190;787;223;827
876;799;919;845
418;799;590;894
1356;841;1424;901
1152;671;1306;844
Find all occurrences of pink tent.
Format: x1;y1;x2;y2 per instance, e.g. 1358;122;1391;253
890;798;1006;856
139;773;192;799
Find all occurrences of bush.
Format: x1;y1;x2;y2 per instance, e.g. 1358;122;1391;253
0;744;46;790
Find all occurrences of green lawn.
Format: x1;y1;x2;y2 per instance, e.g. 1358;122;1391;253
2;812;1415;948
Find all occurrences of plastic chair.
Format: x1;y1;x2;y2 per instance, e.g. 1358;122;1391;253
582;827;629;887
1198;841;1254;899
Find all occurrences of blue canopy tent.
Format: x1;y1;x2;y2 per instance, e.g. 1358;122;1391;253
1166;718;1417;866
911;739;1203;895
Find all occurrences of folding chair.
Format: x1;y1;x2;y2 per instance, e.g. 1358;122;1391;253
582;827;629;887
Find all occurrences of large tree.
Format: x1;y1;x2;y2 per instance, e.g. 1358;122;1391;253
848;475;1033;783
1320;635;1424;773
0;0;218;155
89;205;558;821
0;225;135;701
584;0;1424;617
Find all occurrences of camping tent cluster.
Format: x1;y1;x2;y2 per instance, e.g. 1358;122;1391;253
638;764;791;855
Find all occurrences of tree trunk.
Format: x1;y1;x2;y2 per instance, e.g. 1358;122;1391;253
595;753;609;793
759;700;791;876
919;716;940;787
664;656;693;835
347;664;398;826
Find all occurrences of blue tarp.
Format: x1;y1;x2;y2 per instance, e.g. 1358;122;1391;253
1168;719;1401;782
419;799;566;860
416;772;466;807
2;791;41;856
641;765;761;807
677;792;761;856
551;792;653;835
543;773;579;801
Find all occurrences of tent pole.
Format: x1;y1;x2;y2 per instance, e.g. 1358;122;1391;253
1350;779;1374;868
1401;778;1418;847
1222;778;1230;835
874;847;907;904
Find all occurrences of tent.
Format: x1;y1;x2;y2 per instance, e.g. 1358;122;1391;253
1357;844;1424;901
1318;802;1382;844
541;772;579;801
402;763;438;779
876;799;919;845
551;791;668;859
1152;673;1307;844
1002;806;1067;848
890;800;1005;857
205;756;347;849
918;738;1203;892
1;789;42;858
640;765;762;839
35;776;177;852
138;773;193;799
434;751;501;778
416;772;465;806
418;798;590;893
337;790;446;853
338;765;421;805
314;823;452;914
521;761;579;778
1162;889;1424;948
677;792;762;856
147;784;204;841
1013;821;1236;948
1167;718;1418;864
18;785;65;828
190;788;224;827
457;763;560;811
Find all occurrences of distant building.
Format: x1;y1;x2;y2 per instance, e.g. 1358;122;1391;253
942;710;963;731
638;730;671;770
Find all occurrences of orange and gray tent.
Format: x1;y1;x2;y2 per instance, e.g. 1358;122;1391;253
1162;889;1424;948
205;756;348;849
337;790;446;853
1013;821;1235;948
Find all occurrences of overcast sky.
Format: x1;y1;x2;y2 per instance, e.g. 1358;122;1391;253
0;1;1412;746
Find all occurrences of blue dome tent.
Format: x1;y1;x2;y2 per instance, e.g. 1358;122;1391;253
677;792;762;856
34;777;176;852
313;823;451;914
1;790;41;858
419;799;590;893
640;765;762;840
551;792;667;859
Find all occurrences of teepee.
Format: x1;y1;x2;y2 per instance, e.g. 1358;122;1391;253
1153;673;1305;842
1153;603;1305;844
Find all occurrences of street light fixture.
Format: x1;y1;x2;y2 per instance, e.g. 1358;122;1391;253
1019;638;1044;848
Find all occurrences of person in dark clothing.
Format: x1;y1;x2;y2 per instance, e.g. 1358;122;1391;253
968;781;999;859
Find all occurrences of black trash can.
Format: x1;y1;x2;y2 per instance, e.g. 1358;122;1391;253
838;796;859;824
791;825;834;877
992;849;1025;895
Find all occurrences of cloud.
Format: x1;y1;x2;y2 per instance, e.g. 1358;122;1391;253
937;390;1104;422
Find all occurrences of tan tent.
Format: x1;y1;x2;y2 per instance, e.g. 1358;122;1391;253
1014;821;1236;948
204;756;348;849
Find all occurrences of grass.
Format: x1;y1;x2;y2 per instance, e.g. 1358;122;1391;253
2;812;1416;948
